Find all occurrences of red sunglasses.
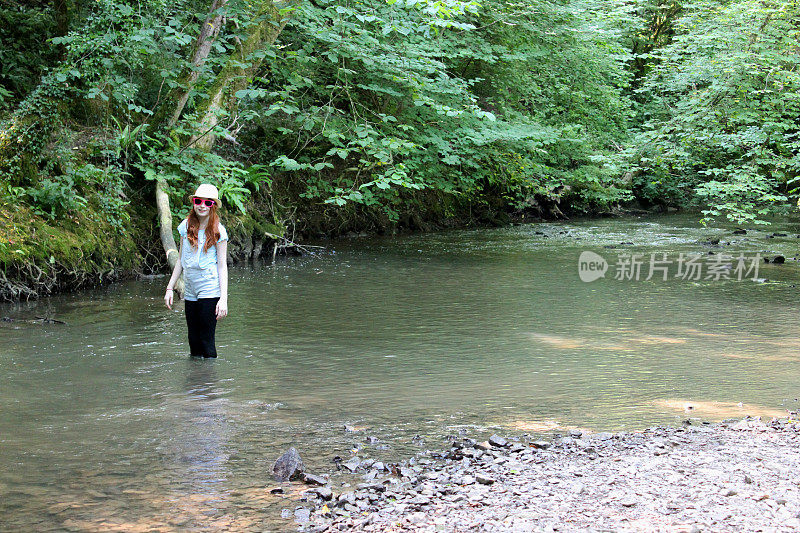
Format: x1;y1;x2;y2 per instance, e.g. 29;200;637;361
192;197;216;207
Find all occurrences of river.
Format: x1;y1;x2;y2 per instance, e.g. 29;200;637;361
1;214;799;530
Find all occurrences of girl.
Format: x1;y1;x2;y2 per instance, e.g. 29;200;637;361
164;184;229;358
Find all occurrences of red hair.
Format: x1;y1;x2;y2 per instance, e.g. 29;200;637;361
186;205;220;253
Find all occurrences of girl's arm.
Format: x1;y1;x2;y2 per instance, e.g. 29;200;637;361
164;241;183;310
215;240;228;319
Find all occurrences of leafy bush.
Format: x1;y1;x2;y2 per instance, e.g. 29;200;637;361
629;0;800;223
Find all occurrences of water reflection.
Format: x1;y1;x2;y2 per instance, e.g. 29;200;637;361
162;359;230;522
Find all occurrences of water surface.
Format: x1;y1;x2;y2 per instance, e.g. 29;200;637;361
2;214;800;530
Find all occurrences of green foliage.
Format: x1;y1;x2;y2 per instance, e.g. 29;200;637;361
24;175;88;220
234;0;633;222
6;0;800;298
0;3;59;103
628;0;800;223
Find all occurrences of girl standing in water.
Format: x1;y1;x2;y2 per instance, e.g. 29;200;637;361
164;184;229;358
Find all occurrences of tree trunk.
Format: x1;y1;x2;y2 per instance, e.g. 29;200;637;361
153;0;230;294
151;0;229;129
152;0;293;284
156;177;181;272
53;0;69;57
189;0;292;151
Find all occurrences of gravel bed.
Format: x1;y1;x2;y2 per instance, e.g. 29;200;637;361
290;417;800;532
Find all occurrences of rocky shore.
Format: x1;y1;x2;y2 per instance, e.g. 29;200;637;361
288;417;800;532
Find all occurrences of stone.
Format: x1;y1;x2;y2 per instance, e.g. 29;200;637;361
273;448;304;481
410;495;431;506
475;441;491;451
372;461;385;471
302;473;327;486
531;440;551;449
314;487;333;501
488;435;509;448
269;487;285;494
476;473;495;485
343;458;361;473
294;507;311;523
620;498;637;507
336;492;356;507
406;512;427;524
357;483;386;493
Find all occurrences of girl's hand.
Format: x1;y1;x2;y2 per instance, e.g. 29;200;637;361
216;299;228;320
164;290;174;309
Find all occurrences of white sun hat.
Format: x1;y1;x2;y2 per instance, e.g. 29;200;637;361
193;183;221;205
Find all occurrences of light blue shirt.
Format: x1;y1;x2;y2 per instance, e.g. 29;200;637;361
178;219;228;270
178;219;228;301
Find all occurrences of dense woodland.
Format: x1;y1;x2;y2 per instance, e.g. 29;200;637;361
0;0;798;299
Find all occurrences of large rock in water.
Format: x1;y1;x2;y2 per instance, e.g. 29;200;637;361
273;448;304;481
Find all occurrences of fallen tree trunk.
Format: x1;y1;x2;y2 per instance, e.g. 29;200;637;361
155;177;184;294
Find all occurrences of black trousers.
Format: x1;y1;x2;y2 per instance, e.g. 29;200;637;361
185;297;219;357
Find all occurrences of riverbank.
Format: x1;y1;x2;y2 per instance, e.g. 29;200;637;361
294;417;800;532
0;193;637;302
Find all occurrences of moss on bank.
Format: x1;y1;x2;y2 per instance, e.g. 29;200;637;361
0;179;600;302
0;199;140;301
0;192;293;301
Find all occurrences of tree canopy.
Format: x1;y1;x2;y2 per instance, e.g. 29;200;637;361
1;0;799;297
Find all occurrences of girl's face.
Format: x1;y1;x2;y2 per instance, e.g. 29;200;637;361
192;197;216;217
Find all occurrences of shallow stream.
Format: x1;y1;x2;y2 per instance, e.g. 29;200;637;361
2;214;800;531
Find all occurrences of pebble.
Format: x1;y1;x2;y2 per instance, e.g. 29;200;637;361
293;507;310;523
476;473;495;485
302;473;327;486
489;435;509;448
342;458;361;473
314;487;333;501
